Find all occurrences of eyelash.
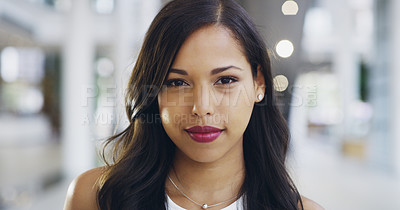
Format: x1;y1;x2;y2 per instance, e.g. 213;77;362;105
165;76;238;87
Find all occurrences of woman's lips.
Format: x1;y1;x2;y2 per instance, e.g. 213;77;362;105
185;126;223;143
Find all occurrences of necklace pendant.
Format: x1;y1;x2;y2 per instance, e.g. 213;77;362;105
201;204;208;209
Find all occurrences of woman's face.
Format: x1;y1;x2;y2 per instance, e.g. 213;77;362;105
158;25;265;163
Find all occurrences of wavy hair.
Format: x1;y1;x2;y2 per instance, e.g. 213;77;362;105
98;0;303;209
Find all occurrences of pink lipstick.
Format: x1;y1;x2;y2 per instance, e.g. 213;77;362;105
185;126;223;143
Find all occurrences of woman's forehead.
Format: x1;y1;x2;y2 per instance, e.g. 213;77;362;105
171;25;248;71
180;25;242;52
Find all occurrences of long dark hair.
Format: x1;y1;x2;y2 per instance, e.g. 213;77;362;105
98;0;303;209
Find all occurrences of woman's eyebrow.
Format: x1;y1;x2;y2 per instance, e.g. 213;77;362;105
169;65;243;76
210;66;243;75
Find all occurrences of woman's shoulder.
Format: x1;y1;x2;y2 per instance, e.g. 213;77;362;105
300;195;325;210
63;166;107;210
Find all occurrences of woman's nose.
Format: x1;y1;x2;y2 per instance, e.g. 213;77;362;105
191;85;215;117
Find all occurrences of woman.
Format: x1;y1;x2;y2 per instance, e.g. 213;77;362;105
64;0;323;209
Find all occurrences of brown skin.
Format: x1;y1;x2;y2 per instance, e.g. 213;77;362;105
63;26;324;210
63;167;104;210
63;167;324;210
158;25;264;209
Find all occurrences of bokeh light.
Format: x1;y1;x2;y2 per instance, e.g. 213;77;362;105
96;57;114;77
276;40;294;58
282;0;299;15
273;74;289;92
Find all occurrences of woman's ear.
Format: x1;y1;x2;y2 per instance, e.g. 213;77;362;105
254;65;266;101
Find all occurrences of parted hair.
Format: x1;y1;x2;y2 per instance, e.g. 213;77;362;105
98;0;303;209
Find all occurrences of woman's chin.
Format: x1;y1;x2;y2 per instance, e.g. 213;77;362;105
179;149;224;164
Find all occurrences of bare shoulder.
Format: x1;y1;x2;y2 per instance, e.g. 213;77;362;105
63;166;107;210
299;196;325;210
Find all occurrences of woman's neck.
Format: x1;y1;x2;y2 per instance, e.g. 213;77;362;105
166;141;245;204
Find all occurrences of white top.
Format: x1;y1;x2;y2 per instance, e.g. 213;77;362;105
165;194;244;210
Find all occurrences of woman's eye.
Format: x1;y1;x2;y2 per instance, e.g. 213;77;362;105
215;76;238;85
165;79;188;87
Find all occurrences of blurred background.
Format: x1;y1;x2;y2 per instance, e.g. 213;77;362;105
0;0;399;209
